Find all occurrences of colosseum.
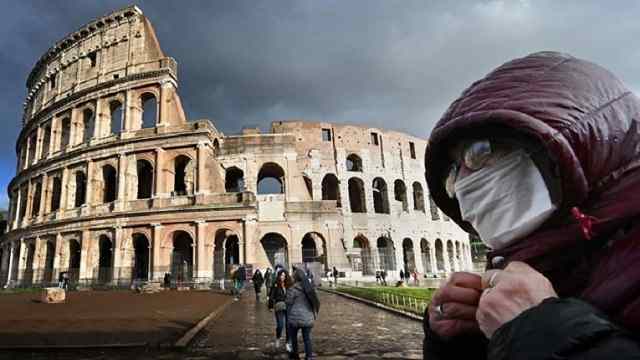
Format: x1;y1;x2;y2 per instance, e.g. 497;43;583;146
0;6;469;288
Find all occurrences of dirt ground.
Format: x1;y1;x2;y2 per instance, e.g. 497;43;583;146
0;289;231;348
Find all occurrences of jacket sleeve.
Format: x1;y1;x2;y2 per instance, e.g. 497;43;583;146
488;297;640;360
423;305;488;360
285;287;297;306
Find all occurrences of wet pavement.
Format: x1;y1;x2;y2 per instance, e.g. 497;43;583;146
192;289;424;359
1;288;424;359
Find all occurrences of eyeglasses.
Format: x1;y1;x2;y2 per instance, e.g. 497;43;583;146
443;139;514;199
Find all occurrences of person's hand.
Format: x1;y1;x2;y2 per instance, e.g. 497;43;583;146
477;261;558;339
429;272;483;339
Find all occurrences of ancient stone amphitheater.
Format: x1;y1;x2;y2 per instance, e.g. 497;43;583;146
0;6;469;288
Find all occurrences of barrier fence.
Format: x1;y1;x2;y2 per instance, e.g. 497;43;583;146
334;283;432;315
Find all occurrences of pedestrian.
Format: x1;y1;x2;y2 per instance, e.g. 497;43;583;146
62;271;70;290
399;269;405;282
58;271;64;289
332;266;338;287
264;268;273;297
412;270;419;286
375;271;381;285
252;269;264;301
305;266;314;287
423;51;640;358
163;272;171;288
286;268;320;360
268;269;292;350
381;270;387;286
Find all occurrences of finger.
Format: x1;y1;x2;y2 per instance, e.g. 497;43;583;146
481;270;501;290
503;261;534;273
432;319;480;339
437;284;482;306
440;302;478;321
448;272;483;291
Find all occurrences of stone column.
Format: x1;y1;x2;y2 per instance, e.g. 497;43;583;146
151;223;163;280
53;233;63;282
34;126;43;163
79;232;90;286
51;116;60;154
5;241;16;286
242;218;258;266
115;153;127;211
59;167;69;214
12;188;22;230
112;227;123;284
153;148;166;198
195;220;209;281
84;160;94;208
443;243;451;273
158;80;172;126
196;142;208;195
69;107;79;147
23;182;33;225
94;98;105;139
126;89;142;131
429;243;437;274
38;173;48;220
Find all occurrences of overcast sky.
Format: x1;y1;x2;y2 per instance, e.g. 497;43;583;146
1;0;639;209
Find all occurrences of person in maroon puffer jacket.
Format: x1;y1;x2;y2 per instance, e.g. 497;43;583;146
422;51;640;359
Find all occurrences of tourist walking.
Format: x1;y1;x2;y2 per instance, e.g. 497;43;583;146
375;271;381;284
332;267;338;287
252;269;264;301
399;269;405;282
381;270;387;286
268;269;291;350
264;268;273;297
286;269;320;360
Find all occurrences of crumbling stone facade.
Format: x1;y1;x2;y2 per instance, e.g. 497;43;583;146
0;6;469;287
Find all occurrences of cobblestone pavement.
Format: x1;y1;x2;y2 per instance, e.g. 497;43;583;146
191;289;424;359
1;289;424;359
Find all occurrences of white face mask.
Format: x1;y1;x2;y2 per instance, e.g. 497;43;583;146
454;150;556;250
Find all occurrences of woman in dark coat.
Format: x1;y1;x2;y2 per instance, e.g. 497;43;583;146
252;269;264;301
286;269;320;360
269;269;292;350
423;51;640;359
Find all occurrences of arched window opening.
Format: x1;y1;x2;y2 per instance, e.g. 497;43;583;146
412;182;425;212
44;241;55;283
74;172;86;207
18;187;27;220
31;182;42;217
321;174;341;207
213;139;220;155
225;236;240;266
110;101;123;135
83;109;94;143
429;195;440;221
447;240;455;272
435;239;445;272
346;154;363;172
171;231;194;283
394;179;408;212
24;243;36;285
141;93;157;129
98;235;113;284
377;237;396;270
353;236;374;275
136;160;154;199
51;177;62;212
102;165;117;203
174;155;194;196
421;239;432;274
373;178;390;214
348;178;366;213
68;239;81;283
213;230;239;279
60;117;71;149
402;238;416;273
225;167;245;192
261;233;288;269
455;241;462;271
302;233;318;263
132;234;150;281
257;162;285;195
42;124;51;158
28;135;37;164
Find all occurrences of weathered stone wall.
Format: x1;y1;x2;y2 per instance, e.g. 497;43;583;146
0;6;470;288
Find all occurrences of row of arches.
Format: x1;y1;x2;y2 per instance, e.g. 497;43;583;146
348;177;428;214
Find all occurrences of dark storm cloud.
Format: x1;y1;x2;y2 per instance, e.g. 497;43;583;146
1;0;640;208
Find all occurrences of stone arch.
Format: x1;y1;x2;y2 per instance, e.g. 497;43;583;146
136;159;154;199
51;176;62;211
24;242;36;286
346;154;363;172
213;229;240;279
260;232;288;269
302;232;327;269
435;238;445;272
44;240;55;284
98;235;113;283
353;235;374;275
31;181;42;217
110;100;123;134
74;171;87;207
412;182;425;212
394;179;408;212
173;155;194;196
68;239;81;283
257;162;285;195
42;123;51;157
373;177;390;214
60;116;71;149
376;237;396;270
402;238;416;273
348;177;366;213
132;233;150;281
82;108;95;143
171;230;194;283
140;92;157;129
447;240;455;272
102;164;117;203
420;239;432;275
321;174;341;207
225;167;245;192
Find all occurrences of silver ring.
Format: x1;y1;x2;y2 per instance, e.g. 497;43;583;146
435;303;445;317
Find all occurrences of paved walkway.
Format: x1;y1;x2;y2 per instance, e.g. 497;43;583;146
192;288;424;359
